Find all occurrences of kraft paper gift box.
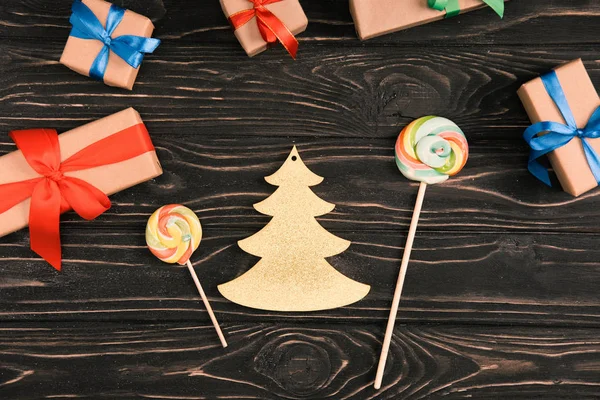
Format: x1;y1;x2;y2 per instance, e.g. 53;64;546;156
518;59;600;197
60;0;160;90
220;0;308;58
350;0;507;40
0;108;163;268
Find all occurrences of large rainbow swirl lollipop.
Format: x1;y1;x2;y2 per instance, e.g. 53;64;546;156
395;116;468;184
375;116;468;389
146;204;227;347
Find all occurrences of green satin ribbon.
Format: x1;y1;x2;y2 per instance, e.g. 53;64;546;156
428;0;504;18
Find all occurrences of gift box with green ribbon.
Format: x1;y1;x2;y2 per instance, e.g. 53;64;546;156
350;0;506;41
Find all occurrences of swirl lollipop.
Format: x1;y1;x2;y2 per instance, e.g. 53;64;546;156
375;117;468;389
395;116;468;184
146;204;227;348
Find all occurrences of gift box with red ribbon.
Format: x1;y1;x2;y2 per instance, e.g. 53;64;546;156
220;0;308;58
350;0;507;41
0;108;163;270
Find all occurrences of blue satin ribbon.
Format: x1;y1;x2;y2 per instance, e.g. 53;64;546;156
524;70;600;186
68;0;161;81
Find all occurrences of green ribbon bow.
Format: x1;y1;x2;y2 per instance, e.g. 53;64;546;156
428;0;504;18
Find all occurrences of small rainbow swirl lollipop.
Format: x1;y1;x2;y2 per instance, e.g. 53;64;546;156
146;204;227;348
375;117;468;389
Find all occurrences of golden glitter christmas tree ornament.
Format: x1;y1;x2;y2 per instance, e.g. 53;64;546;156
218;146;370;312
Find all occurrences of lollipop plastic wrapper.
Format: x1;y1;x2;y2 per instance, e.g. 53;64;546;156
375;116;468;389
147;204;228;348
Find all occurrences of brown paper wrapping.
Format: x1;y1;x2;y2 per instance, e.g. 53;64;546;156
350;0;508;40
60;0;155;90
518;59;600;197
220;0;308;57
0;108;163;238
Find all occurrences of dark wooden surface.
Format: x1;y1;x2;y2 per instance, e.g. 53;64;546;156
2;1;600;398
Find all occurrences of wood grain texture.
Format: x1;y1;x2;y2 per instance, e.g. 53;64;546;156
2;41;600;141
4;36;600;154
2;323;600;399
4;226;600;325
1;0;600;398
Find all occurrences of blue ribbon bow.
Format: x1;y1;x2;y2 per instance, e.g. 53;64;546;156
68;0;161;81
524;70;600;186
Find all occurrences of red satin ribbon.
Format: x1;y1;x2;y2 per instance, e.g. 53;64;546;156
0;123;155;270
229;0;299;59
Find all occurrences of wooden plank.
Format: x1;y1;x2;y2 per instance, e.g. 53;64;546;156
1;40;599;140
0;137;595;234
3;227;600;325
1;322;600;399
1;0;599;46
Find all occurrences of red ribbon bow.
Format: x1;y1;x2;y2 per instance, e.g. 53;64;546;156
229;0;299;58
0;124;155;270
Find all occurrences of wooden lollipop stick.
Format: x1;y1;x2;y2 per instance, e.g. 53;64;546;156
374;181;427;389
186;260;228;348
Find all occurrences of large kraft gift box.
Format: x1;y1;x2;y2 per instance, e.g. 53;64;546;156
220;0;308;57
350;0;508;40
0;108;163;239
518;59;600;197
60;0;157;90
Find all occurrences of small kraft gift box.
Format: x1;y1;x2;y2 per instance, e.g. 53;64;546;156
519;59;600;197
60;0;161;90
0;108;163;270
350;0;507;40
220;0;308;58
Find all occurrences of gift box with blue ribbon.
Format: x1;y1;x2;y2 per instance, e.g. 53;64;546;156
519;59;600;197
60;0;161;90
